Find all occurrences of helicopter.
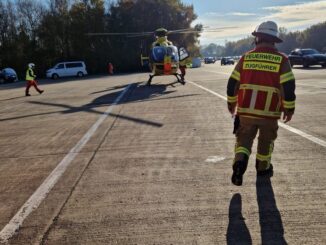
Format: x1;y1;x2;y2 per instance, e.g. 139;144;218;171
144;28;190;86
86;26;235;86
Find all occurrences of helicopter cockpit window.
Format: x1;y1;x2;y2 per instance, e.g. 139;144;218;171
151;47;167;62
151;46;179;63
167;46;179;62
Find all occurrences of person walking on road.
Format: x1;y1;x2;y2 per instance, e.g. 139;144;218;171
25;63;44;96
226;21;296;186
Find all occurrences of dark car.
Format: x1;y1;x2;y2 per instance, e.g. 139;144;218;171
288;48;326;68
221;57;235;65
0;68;18;83
204;57;216;64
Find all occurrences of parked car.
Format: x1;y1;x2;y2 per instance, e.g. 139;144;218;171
0;68;18;83
191;57;202;68
288;48;326;68
221;57;235;65
46;61;88;79
204;57;216;64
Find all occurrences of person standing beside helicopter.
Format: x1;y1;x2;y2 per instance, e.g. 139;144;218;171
178;46;190;82
179;59;187;82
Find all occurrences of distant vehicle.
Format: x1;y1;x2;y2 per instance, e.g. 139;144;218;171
221;57;235;65
46;61;88;79
288;48;326;68
204;57;216;64
0;68;18;83
192;57;201;68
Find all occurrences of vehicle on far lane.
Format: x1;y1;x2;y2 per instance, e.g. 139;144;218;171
221;57;235;65
0;68;18;83
288;48;326;68
204;57;216;64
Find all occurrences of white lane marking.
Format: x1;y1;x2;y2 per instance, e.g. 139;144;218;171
190;81;227;100
0;84;132;243
205;156;226;163
296;82;326;88
278;122;326;147
201;69;231;76
292;69;320;74
189;81;326;148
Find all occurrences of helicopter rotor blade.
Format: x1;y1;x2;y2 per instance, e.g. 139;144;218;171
85;26;237;37
85;31;153;36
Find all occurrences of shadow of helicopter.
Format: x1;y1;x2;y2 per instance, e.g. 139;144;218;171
0;82;199;125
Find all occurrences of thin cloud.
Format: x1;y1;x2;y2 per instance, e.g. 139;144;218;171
263;0;326;28
196;1;326;45
204;12;225;17
230;12;256;16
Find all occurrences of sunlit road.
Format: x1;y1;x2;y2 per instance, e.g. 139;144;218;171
0;63;325;244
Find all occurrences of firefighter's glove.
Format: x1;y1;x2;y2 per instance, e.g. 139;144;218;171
227;102;236;115
282;109;294;123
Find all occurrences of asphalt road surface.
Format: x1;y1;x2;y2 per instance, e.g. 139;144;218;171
0;63;325;244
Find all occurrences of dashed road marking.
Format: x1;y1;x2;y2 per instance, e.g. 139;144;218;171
189;80;326;148
205;156;226;163
0;84;133;243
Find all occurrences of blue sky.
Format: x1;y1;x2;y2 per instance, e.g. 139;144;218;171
182;0;326;45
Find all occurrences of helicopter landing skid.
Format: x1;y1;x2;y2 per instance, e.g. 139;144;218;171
146;74;185;86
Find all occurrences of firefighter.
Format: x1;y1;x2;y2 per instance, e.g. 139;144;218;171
25;63;44;96
226;21;296;186
108;62;114;75
151;28;173;47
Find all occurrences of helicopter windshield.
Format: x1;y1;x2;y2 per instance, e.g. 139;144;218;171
151;46;179;63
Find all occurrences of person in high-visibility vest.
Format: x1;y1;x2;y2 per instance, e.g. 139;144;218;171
25;63;44;96
151;28;173;47
226;21;296;186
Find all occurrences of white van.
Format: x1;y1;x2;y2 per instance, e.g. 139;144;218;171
46;61;87;79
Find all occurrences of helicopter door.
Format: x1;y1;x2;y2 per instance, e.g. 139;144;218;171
179;47;189;61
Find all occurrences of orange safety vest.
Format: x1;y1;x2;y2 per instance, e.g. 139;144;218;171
235;47;288;119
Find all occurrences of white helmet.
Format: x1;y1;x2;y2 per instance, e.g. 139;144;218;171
252;21;282;43
28;63;35;68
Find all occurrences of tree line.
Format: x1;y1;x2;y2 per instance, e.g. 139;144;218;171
0;0;200;79
201;21;326;58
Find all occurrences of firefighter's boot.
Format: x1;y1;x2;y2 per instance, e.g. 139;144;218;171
231;156;248;186
256;159;273;177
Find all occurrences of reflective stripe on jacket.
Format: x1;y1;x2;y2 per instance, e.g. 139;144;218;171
231;47;295;119
26;68;35;81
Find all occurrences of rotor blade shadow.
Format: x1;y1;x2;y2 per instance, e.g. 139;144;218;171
108;112;162;127
90;83;141;95
0;96;26;101
28;101;163;127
